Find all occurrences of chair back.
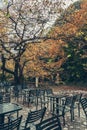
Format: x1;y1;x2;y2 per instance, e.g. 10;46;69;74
0;94;10;104
36;116;62;130
80;97;87;117
29;89;37;96
46;88;53;95
62;95;75;116
75;93;82;102
39;89;45;96
0;115;22;130
64;96;73;107
24;107;46;128
23;128;30;130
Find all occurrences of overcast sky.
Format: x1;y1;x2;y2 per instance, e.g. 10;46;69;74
43;0;79;31
0;0;79;9
0;0;79;35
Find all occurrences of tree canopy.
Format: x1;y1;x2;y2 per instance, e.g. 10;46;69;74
0;0;87;86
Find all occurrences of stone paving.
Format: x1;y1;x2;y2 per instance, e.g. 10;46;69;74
11;90;87;130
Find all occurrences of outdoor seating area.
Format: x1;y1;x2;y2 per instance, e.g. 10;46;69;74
0;0;87;129
0;86;87;130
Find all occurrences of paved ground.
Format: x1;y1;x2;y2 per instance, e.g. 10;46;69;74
11;86;87;130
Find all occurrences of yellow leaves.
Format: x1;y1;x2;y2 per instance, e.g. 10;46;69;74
84;36;87;41
48;26;62;38
0;11;8;41
3;0;8;5
76;31;84;37
45;57;65;69
5;13;10;18
6;59;14;70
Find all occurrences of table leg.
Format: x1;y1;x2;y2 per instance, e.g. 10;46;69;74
0;115;4;124
56;98;59;115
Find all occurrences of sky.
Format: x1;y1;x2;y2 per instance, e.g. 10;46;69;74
0;0;79;35
43;0;79;33
0;0;79;9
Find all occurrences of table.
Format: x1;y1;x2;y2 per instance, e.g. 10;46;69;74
0;103;22;124
47;94;67;114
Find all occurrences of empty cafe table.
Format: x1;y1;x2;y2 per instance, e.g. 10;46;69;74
46;94;67;114
0;103;22;124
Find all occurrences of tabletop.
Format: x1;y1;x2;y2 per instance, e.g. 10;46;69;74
0;103;22;124
0;103;22;115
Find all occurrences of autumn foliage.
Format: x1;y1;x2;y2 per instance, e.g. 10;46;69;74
0;0;87;84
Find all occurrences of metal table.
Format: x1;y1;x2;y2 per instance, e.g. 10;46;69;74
47;94;67;114
0;103;22;123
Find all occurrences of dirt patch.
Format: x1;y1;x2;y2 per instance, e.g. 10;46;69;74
50;85;87;92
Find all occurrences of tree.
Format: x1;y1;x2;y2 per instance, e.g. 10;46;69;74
0;0;65;85
22;39;66;84
59;0;87;83
47;0;87;83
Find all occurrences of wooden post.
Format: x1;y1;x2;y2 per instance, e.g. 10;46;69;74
35;77;39;87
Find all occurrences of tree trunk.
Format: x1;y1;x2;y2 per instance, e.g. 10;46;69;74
14;60;24;88
35;77;39;87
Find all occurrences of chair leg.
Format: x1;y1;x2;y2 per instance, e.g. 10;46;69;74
86;117;87;128
78;103;80;117
63;115;65;126
70;109;74;122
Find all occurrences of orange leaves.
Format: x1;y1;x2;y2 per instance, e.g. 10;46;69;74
81;0;87;9
72;10;87;28
67;0;87;28
6;59;14;70
49;26;62;38
62;23;78;37
22;38;66;78
49;0;87;41
48;40;65;57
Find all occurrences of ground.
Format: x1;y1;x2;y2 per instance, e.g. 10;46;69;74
50;85;87;92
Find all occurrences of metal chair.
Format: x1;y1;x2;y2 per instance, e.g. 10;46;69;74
74;93;82;117
21;107;46;129
53;95;77;125
40;88;53;109
23;89;36;107
0;93;10;104
22;128;30;130
7;103;22;122
80;97;87;126
0;115;22;130
46;88;53;95
38;89;46;109
36;115;62;130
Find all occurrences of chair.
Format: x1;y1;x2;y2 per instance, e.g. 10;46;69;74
45;88;53;95
36;115;62;130
23;89;37;108
40;88;53;109
80;97;87;125
74;93;82;117
21;107;46;129
0;93;10;104
38;89;46;109
23;128;30;130
0;93;3;103
7;103;22;121
0;115;22;130
53;95;77;125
